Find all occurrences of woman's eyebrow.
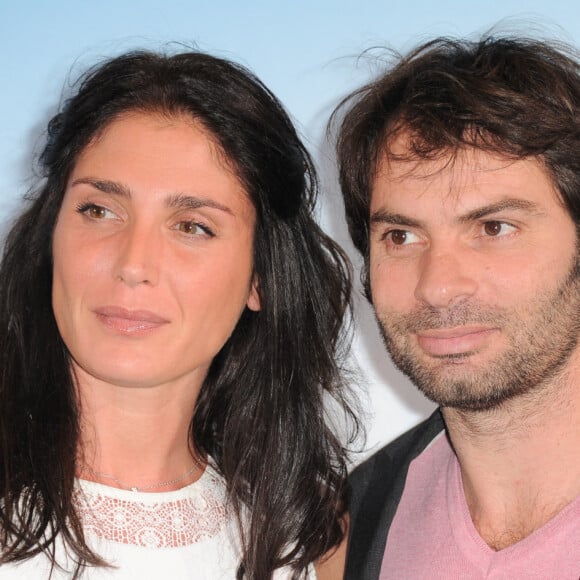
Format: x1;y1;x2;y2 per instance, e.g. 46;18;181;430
165;193;233;215
69;179;234;215
70;177;131;198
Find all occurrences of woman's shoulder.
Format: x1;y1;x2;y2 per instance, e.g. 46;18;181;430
76;462;230;550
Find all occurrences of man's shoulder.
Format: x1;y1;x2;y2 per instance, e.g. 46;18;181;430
345;410;445;580
351;408;445;493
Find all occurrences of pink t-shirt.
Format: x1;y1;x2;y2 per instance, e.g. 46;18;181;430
380;433;580;579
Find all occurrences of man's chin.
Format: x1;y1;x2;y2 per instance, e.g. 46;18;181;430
392;356;518;411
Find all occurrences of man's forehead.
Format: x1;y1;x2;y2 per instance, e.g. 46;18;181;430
370;138;567;221
376;135;550;190
377;131;518;180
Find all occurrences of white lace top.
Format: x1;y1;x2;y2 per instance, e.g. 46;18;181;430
0;466;313;579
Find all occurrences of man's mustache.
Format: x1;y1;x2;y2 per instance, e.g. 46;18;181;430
382;303;506;333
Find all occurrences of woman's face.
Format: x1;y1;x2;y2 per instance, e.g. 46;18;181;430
52;111;259;392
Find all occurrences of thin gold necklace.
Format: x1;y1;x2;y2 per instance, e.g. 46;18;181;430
79;457;202;492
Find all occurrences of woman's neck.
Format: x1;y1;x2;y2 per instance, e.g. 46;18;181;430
75;365;204;491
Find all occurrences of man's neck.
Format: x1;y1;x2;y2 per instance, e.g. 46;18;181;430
442;366;580;550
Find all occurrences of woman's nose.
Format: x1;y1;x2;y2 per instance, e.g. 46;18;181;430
114;223;160;287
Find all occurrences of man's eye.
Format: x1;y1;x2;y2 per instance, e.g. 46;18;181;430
482;221;516;237
390;230;408;245
385;229;419;246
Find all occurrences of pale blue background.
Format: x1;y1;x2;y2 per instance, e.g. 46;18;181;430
1;0;578;457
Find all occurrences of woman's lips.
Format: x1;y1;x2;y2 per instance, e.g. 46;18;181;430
415;326;498;357
94;306;169;335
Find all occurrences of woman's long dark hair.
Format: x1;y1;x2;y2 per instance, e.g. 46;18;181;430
0;50;357;578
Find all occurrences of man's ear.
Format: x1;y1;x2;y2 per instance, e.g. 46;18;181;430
246;275;261;311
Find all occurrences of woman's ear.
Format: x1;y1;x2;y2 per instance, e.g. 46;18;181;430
246;275;261;311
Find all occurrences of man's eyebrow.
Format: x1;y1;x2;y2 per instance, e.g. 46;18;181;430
70;177;131;197
166;194;233;215
370;209;423;229
457;198;540;223
371;198;541;229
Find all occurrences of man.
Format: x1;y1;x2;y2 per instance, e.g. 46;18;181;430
335;36;580;579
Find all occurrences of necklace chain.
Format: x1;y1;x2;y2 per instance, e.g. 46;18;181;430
79;457;202;492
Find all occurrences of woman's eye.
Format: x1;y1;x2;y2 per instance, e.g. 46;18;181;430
76;203;116;220
175;221;214;237
482;221;516;237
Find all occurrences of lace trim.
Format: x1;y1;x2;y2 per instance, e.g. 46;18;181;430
75;467;229;548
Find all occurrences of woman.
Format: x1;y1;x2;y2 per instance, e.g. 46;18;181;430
0;50;354;579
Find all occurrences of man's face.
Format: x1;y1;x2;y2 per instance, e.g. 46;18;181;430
369;141;580;411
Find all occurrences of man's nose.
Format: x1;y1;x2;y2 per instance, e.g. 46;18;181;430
414;246;477;309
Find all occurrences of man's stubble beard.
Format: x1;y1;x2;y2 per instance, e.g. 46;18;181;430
374;257;580;411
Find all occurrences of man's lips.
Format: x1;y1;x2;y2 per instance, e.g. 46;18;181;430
415;326;498;357
94;306;169;334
